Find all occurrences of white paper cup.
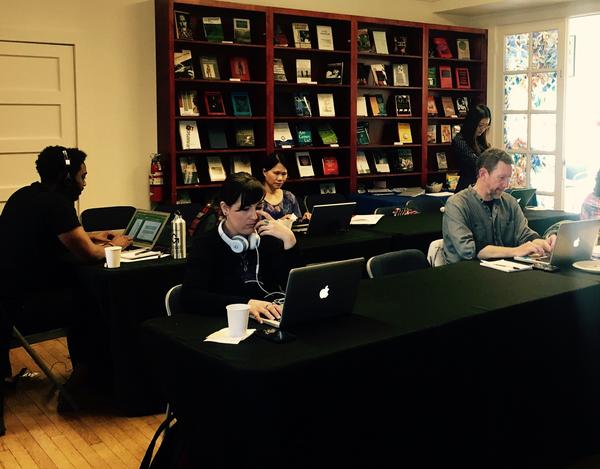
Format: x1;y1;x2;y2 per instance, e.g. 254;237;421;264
226;303;249;337
105;246;122;268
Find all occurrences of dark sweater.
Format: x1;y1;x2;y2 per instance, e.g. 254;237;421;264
452;133;481;192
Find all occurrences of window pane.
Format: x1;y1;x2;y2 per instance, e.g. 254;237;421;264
531;114;556;151
536;194;555;209
510;153;527;187
503;114;528;150
504;74;528;110
505;33;529;71
532;30;558;70
531;72;557;110
530;154;555;193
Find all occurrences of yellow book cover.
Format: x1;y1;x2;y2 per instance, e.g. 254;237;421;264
397;123;413;143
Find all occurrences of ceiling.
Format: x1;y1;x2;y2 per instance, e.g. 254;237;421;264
420;0;577;16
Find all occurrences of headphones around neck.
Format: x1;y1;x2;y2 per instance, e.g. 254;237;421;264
218;220;260;253
61;149;72;183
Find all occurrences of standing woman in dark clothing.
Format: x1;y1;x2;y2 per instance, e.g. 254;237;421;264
452;104;491;192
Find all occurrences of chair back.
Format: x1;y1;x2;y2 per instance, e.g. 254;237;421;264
404;196;444;213
304;193;347;213
366;249;428;278
81;206;136;231
427;239;445;267
165;284;183;317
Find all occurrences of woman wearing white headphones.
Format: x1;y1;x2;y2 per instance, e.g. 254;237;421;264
182;172;297;322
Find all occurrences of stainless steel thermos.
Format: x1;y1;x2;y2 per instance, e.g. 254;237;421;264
171;211;186;259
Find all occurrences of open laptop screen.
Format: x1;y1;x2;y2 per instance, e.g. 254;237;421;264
123;209;170;249
508;188;536;209
300;202;356;235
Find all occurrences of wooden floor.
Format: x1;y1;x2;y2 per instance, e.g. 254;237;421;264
0;338;163;469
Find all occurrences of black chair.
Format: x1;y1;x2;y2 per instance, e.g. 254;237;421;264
80;205;136;231
404;195;444;213
304;193;347;212
366;249;429;278
164;284;183;317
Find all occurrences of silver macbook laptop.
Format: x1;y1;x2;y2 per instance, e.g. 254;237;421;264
123;209;170;250
514;219;600;267
292;202;356;236
261;257;364;330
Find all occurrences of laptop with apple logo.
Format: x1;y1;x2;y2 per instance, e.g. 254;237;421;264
260;257;364;330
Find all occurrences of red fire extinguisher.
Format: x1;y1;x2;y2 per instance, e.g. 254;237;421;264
149;153;164;202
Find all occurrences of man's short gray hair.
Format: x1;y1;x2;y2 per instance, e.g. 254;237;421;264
477;147;513;175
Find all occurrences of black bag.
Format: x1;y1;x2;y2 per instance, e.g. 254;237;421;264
140;412;192;469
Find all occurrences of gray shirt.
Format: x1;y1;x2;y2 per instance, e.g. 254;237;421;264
442;187;540;264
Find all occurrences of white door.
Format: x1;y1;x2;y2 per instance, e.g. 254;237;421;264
495;20;566;209
0;41;77;210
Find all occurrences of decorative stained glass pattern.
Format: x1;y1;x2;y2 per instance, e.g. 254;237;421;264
531;114;556;151
531;72;557;110
503;114;528;150
530;154;555;193
504;74;528;111
505;33;529;71
510;153;527;187
532;30;558;70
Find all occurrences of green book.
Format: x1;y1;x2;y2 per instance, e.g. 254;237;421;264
428;67;438;87
295;123;313;146
203;17;224;42
317;123;338;145
356;122;370;145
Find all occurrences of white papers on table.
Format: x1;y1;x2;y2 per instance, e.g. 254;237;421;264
205;328;255;344
426;191;453;197
350;214;384;225
480;259;533;273
121;252;170;262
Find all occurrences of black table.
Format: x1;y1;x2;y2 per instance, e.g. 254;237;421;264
140;262;600;467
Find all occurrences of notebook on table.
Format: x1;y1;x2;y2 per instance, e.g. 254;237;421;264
120;209;171;257
260;257;365;330
514;219;600;267
292;202;356;235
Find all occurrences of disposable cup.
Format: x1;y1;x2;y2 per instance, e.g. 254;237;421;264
226;303;249;337
105;246;122;269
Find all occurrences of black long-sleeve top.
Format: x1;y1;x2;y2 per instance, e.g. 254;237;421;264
452;133;480;192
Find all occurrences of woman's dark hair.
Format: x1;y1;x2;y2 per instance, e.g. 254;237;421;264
261;153;287;179
594;169;600;197
36;145;87;184
459;104;491;154
219;172;264;209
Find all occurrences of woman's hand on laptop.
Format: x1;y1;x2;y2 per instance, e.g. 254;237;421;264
110;234;133;249
256;210;297;250
248;299;282;322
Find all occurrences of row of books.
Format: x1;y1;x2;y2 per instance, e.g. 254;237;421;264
175;12;252;44
178;90;253;117
357;63;409;87
428;95;470;117
274;58;343;84
426;125;461;144
357;29;408;55
274;23;336;50
431;37;471;60
356;149;415;174
179;121;256;150
175;50;253;81
428;65;471;89
274;122;338;147
277;92;337;117
357;122;414;145
357;94;411;117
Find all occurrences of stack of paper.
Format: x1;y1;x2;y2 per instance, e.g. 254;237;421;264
480;259;532;272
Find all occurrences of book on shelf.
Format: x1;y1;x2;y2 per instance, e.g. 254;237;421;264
440;124;452;143
292;22;311;48
317;93;336;117
295;122;313;146
177;190;192;204
295;151;315;177
357;63;370;85
436;152;448;170
456;96;469;116
324;62;343;84
369;64;388;86
368;94;386;117
232;156;252;174
231;91;252;116
441;96;457;117
200;56;220;80
202;17;224;42
427;67;437;87
234;125;255;147
293;93;312;117
174;11;194;40
427;95;439;116
427;125;437;144
356;122;370;144
178;90;199;116
393;34;407;54
179;156;199;184
356;96;368;117
439;65;452;88
207;124;228;149
316;123;338;145
397;122;413;143
174;50;195;79
322;155;339;176
233;18;251;44
320;182;336;194
456;38;470;60
206;156;226;182
392;64;409;86
372;31;389;54
447;172;460;191
373;153;390;173
356;151;371;174
357;28;372;52
204;91;226;116
433;37;452;58
229;56;250;80
394;95;411;116
179;120;201;150
296;59;312;83
455;67;471;89
397;148;414;171
316;25;334;50
274;122;294;147
274;24;289;46
451;124;461;139
273;58;288;82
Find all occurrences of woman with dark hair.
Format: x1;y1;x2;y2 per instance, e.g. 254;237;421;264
452;104;491;192
261;153;310;223
580;169;600;220
182;172;297;322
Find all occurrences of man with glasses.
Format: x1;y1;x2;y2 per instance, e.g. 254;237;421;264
443;148;555;264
